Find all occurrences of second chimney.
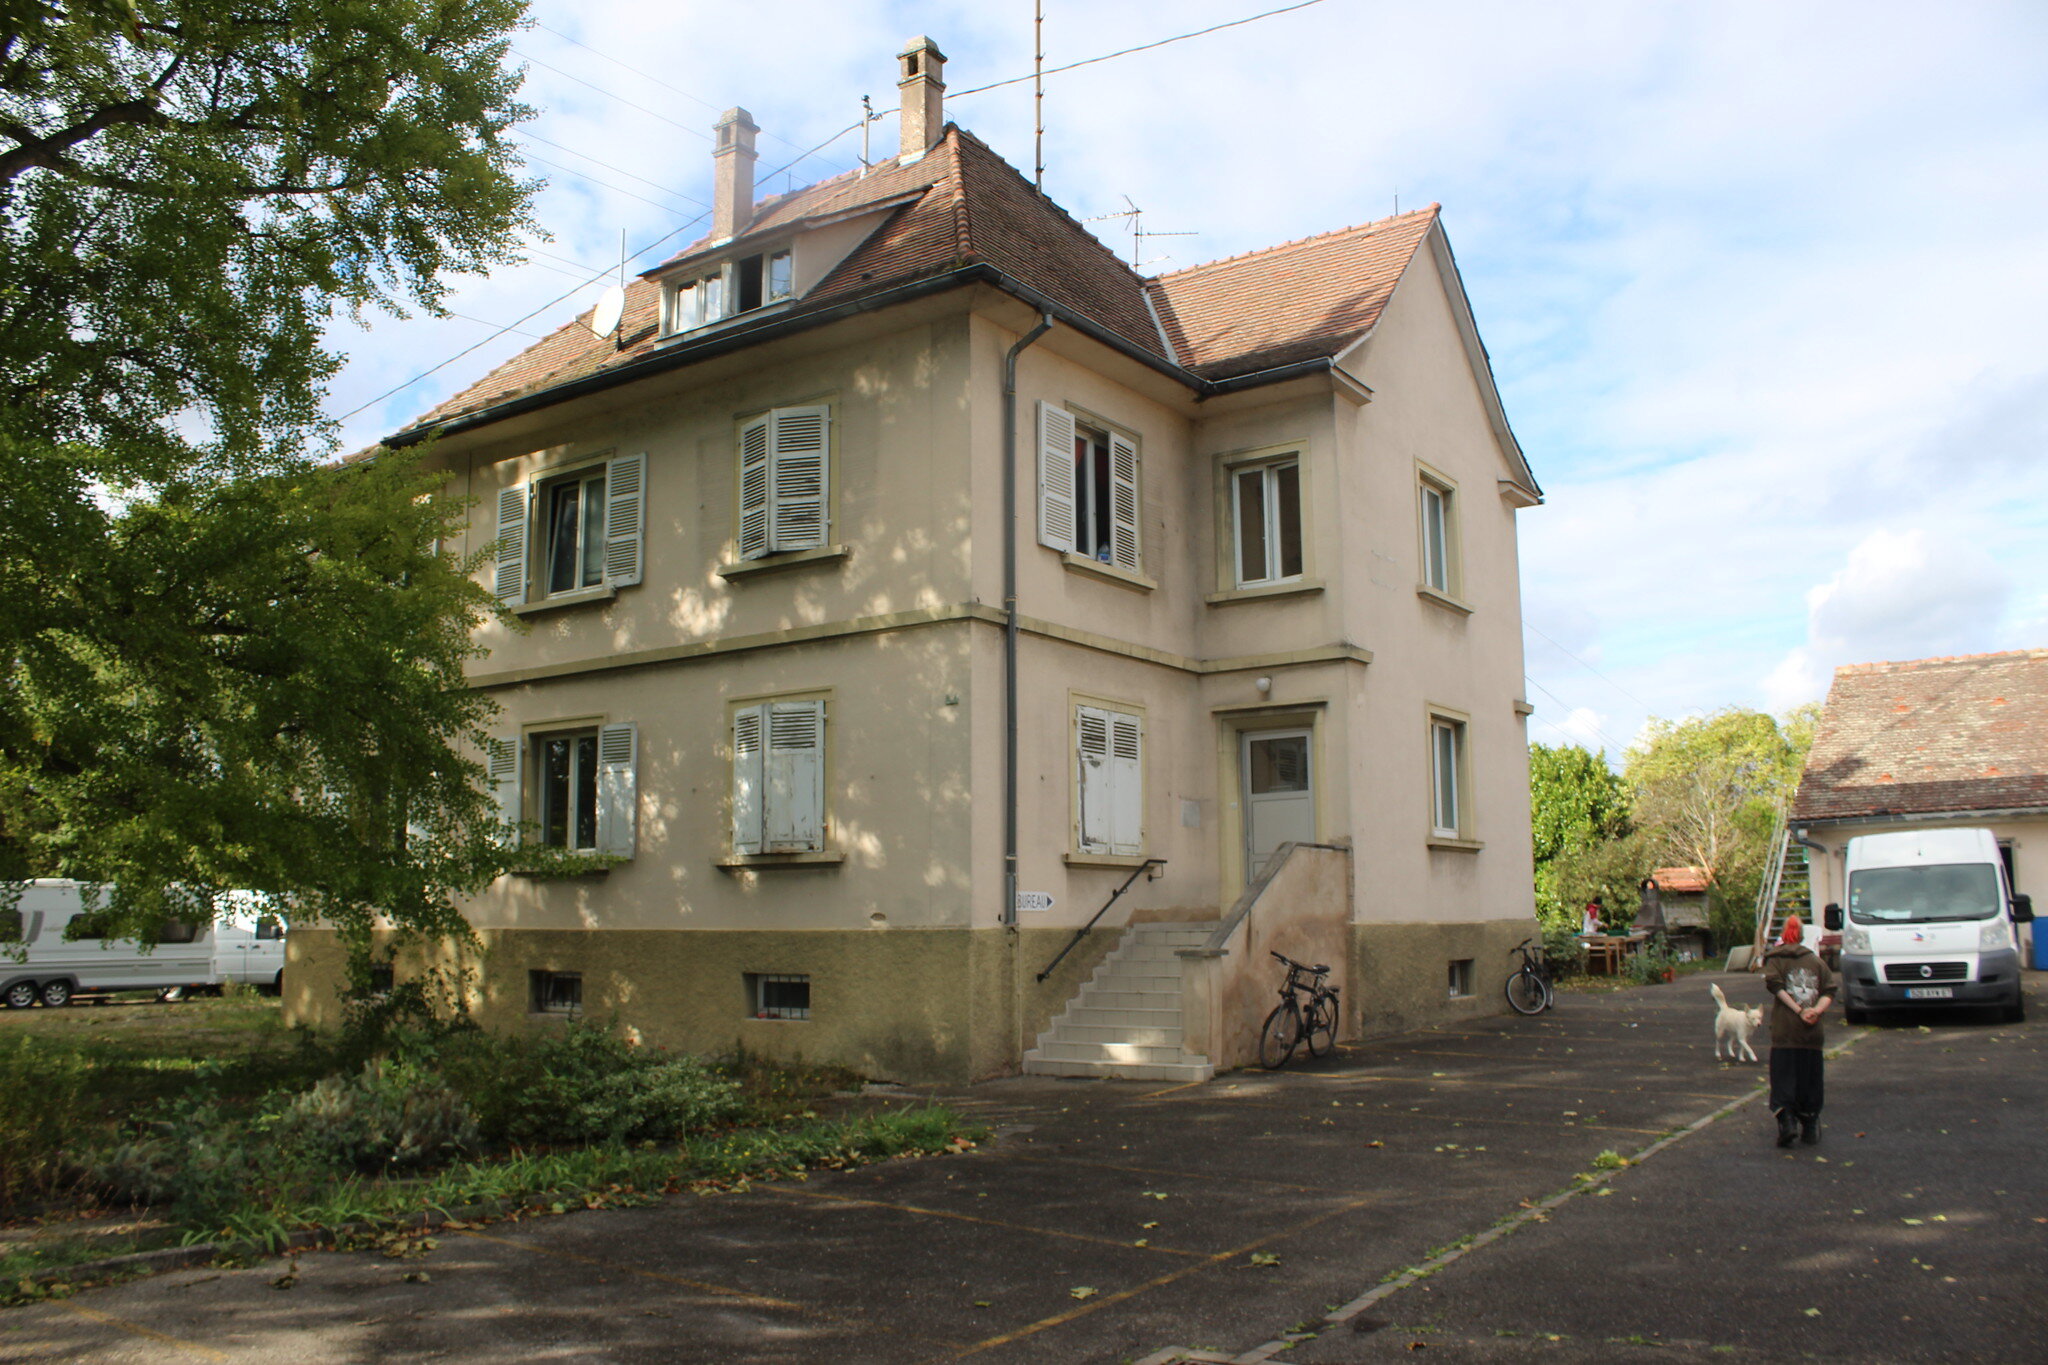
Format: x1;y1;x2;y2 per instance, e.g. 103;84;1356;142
897;36;946;162
713;106;759;243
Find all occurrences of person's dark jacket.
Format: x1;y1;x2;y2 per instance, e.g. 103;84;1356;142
1762;943;1837;1049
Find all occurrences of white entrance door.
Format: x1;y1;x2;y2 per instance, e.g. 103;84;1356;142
1243;729;1314;879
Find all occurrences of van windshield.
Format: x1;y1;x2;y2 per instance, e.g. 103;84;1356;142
1847;863;2001;923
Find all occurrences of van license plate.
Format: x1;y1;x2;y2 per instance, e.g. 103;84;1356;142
1906;987;1953;1000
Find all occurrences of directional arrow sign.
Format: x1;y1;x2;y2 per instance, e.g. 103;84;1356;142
1015;891;1055;913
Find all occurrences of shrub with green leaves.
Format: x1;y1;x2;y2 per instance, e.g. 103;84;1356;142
269;1059;479;1173
482;1021;743;1146
89;1096;303;1226
0;1036;89;1207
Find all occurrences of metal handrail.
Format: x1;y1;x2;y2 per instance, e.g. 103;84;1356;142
1034;859;1165;983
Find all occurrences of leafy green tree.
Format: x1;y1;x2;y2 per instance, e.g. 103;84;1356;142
1;1;537;945
1528;742;1634;929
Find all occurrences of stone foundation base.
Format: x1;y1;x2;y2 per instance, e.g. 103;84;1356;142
1349;919;1541;1037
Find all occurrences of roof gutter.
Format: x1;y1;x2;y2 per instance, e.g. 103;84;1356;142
381;263;1326;450
1794;807;2048;831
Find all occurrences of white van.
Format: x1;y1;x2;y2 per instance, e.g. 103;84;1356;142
1825;829;2032;1024
1;880;286;1008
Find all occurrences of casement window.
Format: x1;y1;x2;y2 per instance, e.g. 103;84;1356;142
731;699;827;854
492;453;646;607
1075;703;1144;855
530;969;582;1015
1038;402;1140;571
1418;470;1459;596
747;972;811;1020
1231;456;1304;587
668;248;794;333
1430;714;1466;839
487;722;638;858
736;406;831;560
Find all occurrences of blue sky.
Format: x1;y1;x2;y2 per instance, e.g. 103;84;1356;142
324;0;2048;762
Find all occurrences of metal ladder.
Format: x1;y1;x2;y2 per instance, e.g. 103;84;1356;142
1750;817;1811;963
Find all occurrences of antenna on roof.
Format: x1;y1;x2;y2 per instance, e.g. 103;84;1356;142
860;95;873;176
1086;195;1197;267
1034;0;1045;193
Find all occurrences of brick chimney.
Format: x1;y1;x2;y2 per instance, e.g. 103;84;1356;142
897;36;946;163
712;106;759;242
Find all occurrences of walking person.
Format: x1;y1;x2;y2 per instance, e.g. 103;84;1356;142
1761;914;1837;1147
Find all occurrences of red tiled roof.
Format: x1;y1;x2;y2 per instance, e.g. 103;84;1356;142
1790;649;2048;822
1146;207;1440;380
395;130;1439;437
1649;866;1711;894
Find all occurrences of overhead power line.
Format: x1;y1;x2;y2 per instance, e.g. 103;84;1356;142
950;0;1330;98
1524;621;1654;711
1523;675;1627;757
518;131;711;210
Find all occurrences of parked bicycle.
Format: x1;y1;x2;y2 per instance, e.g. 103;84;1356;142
1259;951;1341;1069
1504;937;1554;1015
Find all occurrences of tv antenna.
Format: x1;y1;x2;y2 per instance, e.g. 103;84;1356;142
1034;0;1045;192
1086;196;1198;268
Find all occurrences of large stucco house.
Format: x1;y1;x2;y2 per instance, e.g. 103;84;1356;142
287;38;1544;1082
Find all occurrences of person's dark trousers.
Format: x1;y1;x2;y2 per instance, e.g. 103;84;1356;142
1769;1047;1825;1145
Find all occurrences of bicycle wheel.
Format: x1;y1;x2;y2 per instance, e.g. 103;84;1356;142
1505;966;1546;1016
1258;1000;1301;1069
1305;992;1340;1057
1539;970;1556;1011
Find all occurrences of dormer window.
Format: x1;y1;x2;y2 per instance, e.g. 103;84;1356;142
667;248;793;335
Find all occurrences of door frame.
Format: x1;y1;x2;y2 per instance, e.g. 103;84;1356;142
1241;727;1315;883
1215;704;1325;902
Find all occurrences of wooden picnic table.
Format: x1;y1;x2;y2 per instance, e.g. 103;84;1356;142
1580;931;1650;976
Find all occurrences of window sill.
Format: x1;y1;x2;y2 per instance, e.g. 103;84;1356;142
1206;577;1325;606
717;851;846;870
718;544;850;580
1416;584;1474;616
1063;852;1152;870
1060;553;1156;592
512;585;618;617
1426;837;1485;853
507;856;619;879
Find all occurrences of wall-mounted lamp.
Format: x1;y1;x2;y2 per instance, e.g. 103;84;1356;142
1254;676;1273;695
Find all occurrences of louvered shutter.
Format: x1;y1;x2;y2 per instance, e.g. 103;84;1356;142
595;722;638;858
603;453;646;587
1076;706;1111;852
1108;711;1143;854
493;485;529;605
764;701;825;852
487;737;522;845
737;416;771;560
768;406;830;552
1037;401;1077;553
1108;432;1140;571
732;707;764;854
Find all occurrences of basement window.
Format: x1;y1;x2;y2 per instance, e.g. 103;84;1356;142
748;972;810;1021
1447;959;1473;998
530;969;583;1015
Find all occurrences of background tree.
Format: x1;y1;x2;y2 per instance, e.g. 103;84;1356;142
1528;742;1631;926
1;1;537;946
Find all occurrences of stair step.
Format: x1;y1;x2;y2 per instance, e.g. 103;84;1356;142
1065;1006;1181;1028
1035;1040;1190;1065
1083;990;1181;1011
1044;1023;1181;1047
1021;1055;1214;1082
1088;971;1180;992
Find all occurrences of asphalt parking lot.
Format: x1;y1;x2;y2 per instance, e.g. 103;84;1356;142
1;969;2039;1364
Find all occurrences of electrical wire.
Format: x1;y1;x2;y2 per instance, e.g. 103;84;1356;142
512;47;709;138
518;131;711;209
1523;675;1627;756
950;0;1330;98
1524;621;1654;711
521;150;700;216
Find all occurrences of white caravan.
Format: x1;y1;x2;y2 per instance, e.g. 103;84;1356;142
0;880;286;1008
1824;829;2031;1024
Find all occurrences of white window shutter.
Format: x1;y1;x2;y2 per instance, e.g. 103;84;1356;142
1076;706;1111;853
738;416;771;561
487;737;522;845
768;406;830;552
493;485;528;605
764;700;825;852
1109;712;1144;854
1037;400;1077;553
603;454;646;587
732;707;765;854
595;722;638;858
1108;431;1140;570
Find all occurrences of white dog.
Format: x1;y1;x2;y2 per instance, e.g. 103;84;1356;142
1710;983;1763;1063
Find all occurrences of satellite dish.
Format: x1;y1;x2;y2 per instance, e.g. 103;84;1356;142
589;284;625;339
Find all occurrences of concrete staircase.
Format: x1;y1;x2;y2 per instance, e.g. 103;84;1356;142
1022;922;1215;1081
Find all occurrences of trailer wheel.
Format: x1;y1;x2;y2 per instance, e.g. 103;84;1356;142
3;981;38;1009
39;980;72;1008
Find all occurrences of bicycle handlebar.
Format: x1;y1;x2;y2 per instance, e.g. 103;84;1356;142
1270;950;1331;976
1510;938;1534;955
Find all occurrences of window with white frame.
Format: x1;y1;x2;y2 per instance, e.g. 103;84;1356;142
1038;402;1140;571
1231;456;1304;586
1419;472;1458;595
1430;715;1466;839
486;723;638;858
492;453;646;607
731;699;827;854
1075;703;1144;855
667;248;794;334
736;406;831;560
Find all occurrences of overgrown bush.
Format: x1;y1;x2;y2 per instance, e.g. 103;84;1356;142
89;1095;302;1226
270;1059;478;1173
477;1020;743;1146
1623;936;1684;985
0;1036;89;1207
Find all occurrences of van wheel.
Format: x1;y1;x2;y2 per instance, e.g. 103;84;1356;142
2003;994;2026;1025
262;970;283;998
39;980;71;1008
3;982;38;1009
1843;1006;1867;1026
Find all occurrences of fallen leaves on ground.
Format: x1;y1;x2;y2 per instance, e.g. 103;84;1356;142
1249;1252;1281;1268
1069;1286;1097;1300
